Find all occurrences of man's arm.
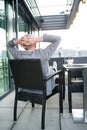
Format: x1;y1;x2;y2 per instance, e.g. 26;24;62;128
7;34;43;58
7;34;61;59
39;34;61;60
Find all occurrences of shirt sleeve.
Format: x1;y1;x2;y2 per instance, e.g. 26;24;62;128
40;34;61;61
7;38;19;58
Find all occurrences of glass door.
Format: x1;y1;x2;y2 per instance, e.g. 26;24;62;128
0;0;9;97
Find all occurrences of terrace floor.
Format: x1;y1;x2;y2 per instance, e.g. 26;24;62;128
0;83;87;130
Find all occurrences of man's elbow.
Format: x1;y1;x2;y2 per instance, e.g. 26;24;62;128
57;36;61;43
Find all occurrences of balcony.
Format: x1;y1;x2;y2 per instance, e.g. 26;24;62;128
0;85;87;130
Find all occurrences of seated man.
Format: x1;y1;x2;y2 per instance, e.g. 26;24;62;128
7;34;61;95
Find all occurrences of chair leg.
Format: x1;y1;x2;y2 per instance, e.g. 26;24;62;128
68;83;72;113
31;103;35;108
14;97;17;121
63;84;65;100
58;75;63;113
41;101;46;129
59;90;63;113
68;92;72;113
63;72;65;100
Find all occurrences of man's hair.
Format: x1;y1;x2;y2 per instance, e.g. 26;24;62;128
21;44;36;50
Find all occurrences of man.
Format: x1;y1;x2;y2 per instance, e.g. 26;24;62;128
7;33;61;95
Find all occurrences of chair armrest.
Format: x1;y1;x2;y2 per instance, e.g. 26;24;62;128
44;70;62;81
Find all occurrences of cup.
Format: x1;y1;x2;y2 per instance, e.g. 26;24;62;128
67;59;74;65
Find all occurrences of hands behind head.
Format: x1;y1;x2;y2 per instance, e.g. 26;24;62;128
15;34;42;50
15;34;37;46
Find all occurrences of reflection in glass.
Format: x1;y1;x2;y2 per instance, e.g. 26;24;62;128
0;0;9;96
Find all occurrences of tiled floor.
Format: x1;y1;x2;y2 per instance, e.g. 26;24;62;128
0;87;87;130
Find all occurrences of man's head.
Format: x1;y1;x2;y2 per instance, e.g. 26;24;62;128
21;43;36;50
16;34;42;51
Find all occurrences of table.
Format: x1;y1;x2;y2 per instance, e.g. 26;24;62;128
63;64;87;123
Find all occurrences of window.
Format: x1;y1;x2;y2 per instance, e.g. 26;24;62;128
0;0;9;97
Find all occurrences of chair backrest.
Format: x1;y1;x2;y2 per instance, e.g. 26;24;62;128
9;59;45;91
73;57;87;64
68;68;83;79
49;57;64;70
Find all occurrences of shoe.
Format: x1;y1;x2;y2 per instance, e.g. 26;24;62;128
52;61;57;71
55;77;59;84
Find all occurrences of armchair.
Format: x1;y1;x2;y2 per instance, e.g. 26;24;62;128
9;59;63;129
49;57;65;99
68;68;83;113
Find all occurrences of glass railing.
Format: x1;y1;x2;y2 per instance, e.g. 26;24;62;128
0;0;11;98
0;57;9;96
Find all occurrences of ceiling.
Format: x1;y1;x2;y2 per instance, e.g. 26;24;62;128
35;0;81;30
35;0;74;16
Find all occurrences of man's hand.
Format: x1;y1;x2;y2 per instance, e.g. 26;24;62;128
15;34;31;45
15;34;42;46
